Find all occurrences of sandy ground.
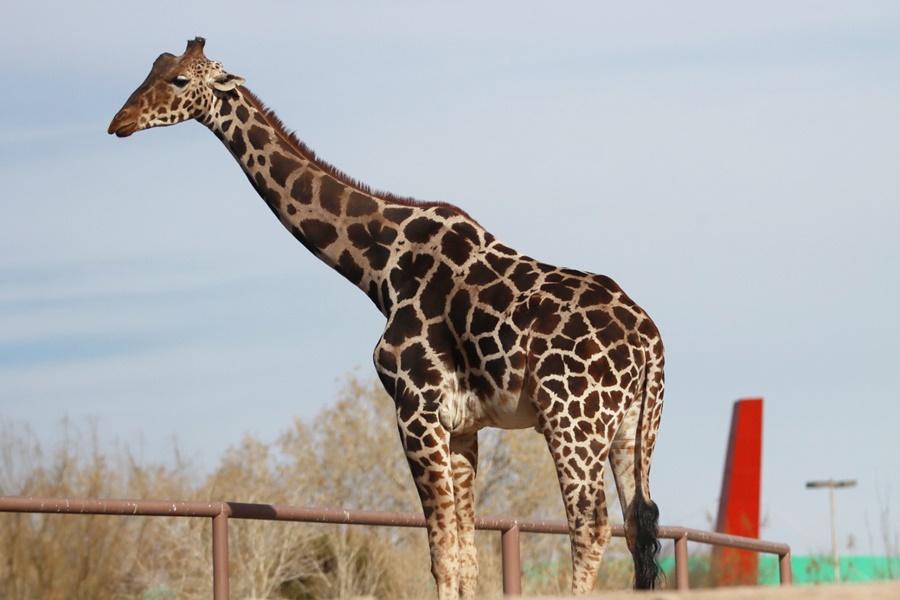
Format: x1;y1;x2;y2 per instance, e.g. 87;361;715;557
502;581;900;599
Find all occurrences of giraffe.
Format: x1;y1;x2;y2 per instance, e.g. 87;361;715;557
109;38;665;598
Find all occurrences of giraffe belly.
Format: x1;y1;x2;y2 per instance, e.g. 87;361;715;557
438;381;537;435
487;392;540;430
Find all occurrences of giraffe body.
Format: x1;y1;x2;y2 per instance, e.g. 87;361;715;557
109;38;665;598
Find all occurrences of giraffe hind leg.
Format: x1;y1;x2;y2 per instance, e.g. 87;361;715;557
610;400;662;589
535;412;613;593
568;481;613;594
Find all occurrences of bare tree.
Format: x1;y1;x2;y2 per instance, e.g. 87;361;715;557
198;435;322;600
0;419;191;600
1;372;637;598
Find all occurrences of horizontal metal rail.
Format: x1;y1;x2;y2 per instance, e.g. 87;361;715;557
0;495;791;596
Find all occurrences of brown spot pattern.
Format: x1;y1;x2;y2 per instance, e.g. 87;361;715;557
110;49;665;596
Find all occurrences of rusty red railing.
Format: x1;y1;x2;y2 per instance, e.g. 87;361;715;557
0;495;791;597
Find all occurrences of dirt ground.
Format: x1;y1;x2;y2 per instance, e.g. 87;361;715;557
510;581;900;599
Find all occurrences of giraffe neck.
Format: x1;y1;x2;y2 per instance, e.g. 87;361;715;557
202;86;450;315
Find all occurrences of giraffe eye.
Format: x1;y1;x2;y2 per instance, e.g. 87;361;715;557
171;76;190;88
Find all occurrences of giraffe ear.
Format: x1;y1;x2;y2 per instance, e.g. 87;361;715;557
212;73;245;92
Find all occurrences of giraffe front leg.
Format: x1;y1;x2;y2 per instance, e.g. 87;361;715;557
450;432;478;599
376;331;473;598
396;406;461;600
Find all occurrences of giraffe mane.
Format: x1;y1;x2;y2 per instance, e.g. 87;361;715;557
238;87;472;220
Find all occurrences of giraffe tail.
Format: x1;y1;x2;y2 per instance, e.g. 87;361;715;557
632;346;664;590
632;484;661;589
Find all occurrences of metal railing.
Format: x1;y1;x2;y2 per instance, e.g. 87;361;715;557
0;495;791;597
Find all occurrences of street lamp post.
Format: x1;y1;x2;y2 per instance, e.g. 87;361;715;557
806;478;857;583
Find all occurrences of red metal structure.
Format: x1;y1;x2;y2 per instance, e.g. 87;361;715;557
713;397;764;585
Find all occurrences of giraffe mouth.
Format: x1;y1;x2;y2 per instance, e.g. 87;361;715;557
109;120;138;138
108;110;139;138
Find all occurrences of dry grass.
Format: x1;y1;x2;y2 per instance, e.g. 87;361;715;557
0;373;638;599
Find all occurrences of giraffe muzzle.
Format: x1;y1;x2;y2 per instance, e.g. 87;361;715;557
108;109;139;138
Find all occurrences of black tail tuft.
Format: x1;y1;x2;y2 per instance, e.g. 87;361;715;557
632;487;662;590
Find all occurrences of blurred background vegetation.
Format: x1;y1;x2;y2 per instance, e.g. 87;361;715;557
0;372;640;599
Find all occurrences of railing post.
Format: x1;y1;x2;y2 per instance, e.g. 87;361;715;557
779;550;793;585
674;533;689;590
212;508;230;600
501;524;522;596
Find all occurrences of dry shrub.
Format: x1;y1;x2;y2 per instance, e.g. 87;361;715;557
1;372;639;598
0;419;197;600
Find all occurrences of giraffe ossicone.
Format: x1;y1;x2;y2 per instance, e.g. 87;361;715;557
109;37;666;598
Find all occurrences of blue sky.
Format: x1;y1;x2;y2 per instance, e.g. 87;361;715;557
2;2;899;559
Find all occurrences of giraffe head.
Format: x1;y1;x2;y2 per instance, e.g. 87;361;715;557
108;37;245;138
